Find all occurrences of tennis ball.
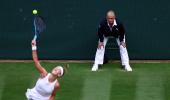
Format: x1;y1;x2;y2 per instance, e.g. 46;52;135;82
33;9;38;15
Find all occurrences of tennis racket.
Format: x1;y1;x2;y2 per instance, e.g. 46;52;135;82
33;15;46;41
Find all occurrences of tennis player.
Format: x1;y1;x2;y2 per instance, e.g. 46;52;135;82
25;40;65;100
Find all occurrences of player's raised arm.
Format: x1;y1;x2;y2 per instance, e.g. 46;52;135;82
31;40;47;77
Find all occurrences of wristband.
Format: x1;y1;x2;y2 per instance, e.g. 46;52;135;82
32;46;37;51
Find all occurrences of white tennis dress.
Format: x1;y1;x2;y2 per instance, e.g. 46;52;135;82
26;73;58;100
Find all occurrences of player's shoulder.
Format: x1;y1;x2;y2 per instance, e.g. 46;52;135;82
115;18;123;25
99;18;107;26
100;18;107;23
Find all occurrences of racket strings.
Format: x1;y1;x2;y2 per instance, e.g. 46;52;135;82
34;16;46;33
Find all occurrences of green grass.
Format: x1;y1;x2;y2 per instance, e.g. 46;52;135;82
0;62;170;100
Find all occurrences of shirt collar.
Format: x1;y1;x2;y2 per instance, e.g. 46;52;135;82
107;19;117;27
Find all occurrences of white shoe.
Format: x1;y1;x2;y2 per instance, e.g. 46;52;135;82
125;65;132;72
91;64;98;71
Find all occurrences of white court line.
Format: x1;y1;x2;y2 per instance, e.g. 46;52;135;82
81;73;112;100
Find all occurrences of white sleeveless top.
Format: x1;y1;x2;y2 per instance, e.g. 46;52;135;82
26;73;58;100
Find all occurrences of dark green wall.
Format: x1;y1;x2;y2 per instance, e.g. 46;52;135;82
0;0;170;60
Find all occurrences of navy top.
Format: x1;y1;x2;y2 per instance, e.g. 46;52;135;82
98;18;125;42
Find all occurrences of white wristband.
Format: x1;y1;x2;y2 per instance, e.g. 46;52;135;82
32;46;37;51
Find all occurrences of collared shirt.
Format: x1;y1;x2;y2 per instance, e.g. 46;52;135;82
98;18;125;42
107;19;117;31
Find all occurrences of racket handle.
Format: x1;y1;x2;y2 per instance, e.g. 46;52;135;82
33;35;37;41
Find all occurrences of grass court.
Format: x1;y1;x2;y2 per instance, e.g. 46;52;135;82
0;61;170;100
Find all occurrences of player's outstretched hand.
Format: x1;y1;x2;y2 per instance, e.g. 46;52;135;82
31;40;37;51
31;40;36;46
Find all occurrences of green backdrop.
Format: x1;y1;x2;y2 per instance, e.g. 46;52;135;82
0;0;170;60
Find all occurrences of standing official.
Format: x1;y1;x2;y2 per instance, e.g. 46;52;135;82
92;10;132;72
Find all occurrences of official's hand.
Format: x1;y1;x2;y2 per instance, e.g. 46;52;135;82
31;40;36;46
98;42;104;49
120;41;126;48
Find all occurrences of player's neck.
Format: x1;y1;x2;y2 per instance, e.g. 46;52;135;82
49;74;57;83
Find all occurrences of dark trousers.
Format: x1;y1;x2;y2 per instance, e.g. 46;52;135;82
103;53;108;64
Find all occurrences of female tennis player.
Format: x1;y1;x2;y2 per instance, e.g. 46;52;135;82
25;40;65;100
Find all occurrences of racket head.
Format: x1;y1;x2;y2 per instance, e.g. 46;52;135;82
33;15;46;40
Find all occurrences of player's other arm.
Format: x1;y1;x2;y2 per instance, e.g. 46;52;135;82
49;83;60;100
31;40;47;77
97;24;104;49
119;23;126;48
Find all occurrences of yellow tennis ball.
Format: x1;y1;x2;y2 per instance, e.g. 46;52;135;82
33;9;38;15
